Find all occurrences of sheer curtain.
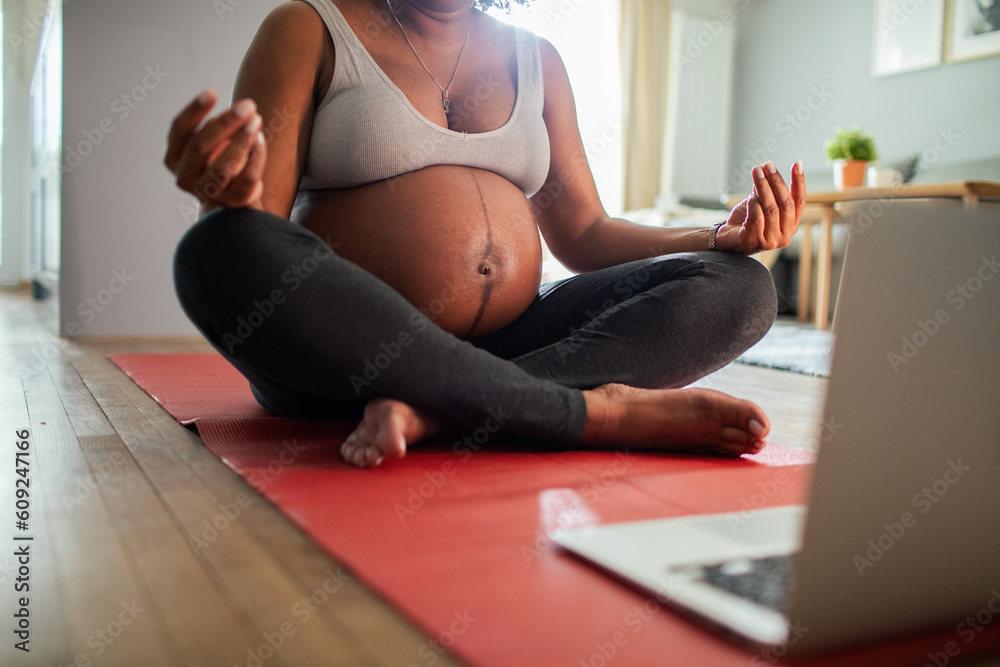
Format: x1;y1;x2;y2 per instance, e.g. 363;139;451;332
619;0;671;212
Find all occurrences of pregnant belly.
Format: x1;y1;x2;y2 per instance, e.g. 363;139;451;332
291;165;543;340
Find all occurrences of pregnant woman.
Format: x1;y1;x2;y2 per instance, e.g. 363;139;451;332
165;0;805;468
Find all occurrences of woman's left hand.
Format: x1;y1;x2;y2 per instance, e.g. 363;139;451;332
716;160;806;254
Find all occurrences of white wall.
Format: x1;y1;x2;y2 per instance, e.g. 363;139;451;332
60;0;281;336
724;0;1000;197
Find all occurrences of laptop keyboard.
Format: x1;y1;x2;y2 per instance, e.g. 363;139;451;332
675;554;796;612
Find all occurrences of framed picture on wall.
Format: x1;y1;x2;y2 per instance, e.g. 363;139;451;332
946;0;1000;61
872;0;945;77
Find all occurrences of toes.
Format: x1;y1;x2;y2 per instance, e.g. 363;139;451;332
351;446;367;467
718;426;766;456
340;413;403;468
363;447;384;467
341;434;376;469
711;393;770;439
340;439;357;464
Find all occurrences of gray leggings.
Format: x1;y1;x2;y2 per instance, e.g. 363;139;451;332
173;207;777;449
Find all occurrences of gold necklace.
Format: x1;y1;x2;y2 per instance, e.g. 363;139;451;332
386;0;474;116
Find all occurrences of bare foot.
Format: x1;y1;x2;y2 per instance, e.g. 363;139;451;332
581;383;769;457
340;398;444;468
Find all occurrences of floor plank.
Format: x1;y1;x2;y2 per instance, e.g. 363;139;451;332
15;346;183;666
0;345;72;666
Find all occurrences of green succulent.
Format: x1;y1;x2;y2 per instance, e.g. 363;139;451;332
825;127;878;162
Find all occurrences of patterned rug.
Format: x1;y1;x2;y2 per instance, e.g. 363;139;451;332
735;323;834;377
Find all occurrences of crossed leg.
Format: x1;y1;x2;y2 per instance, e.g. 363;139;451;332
341;252;778;466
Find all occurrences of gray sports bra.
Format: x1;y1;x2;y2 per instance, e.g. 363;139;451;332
297;0;551;197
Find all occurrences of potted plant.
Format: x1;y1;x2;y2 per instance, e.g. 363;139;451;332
825;127;878;190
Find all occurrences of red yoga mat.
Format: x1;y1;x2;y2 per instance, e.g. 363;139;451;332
110;353;1000;666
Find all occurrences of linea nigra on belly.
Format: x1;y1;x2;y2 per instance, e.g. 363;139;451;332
462;172;496;339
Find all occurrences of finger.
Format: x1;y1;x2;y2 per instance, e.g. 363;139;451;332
726;195;750;227
752;164;780;244
174;98;259;192
743;195;767;250
194;116;261;203
219;131;267;208
164;89;217;171
763;161;797;241
790;160;806;224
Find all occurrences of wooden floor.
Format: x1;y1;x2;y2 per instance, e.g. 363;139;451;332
0;288;836;666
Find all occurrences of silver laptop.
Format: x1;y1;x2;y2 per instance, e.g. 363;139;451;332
552;200;1000;656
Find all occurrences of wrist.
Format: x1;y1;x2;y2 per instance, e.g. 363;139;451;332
707;222;725;251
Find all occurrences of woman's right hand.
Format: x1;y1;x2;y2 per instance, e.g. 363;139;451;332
164;89;268;210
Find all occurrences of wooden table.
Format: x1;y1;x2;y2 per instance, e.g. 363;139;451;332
727;180;1000;330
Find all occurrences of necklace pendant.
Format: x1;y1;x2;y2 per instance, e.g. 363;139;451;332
442;91;451;115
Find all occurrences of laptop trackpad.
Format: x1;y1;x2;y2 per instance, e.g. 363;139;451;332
693;504;807;546
657;504;808;568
